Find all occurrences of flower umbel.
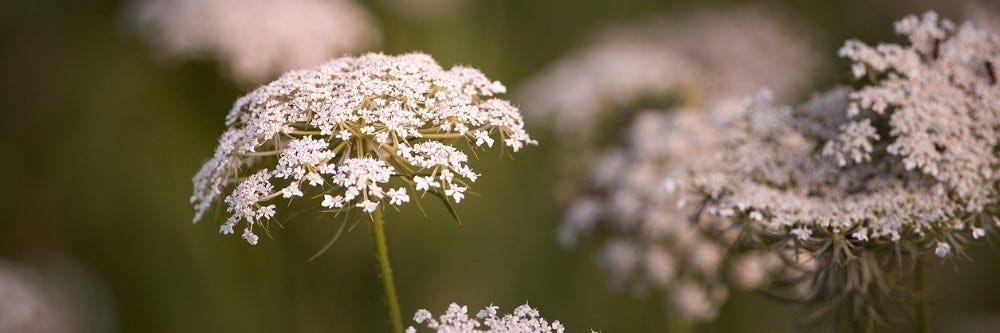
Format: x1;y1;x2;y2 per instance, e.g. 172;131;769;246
691;12;999;254
558;107;793;322
191;52;535;244
834;11;1000;211
685;13;1000;329
407;302;573;333
538;5;821;324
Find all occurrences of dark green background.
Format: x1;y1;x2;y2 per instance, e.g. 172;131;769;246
2;0;997;332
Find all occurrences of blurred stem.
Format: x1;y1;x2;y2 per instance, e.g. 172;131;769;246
370;209;404;333
915;259;930;333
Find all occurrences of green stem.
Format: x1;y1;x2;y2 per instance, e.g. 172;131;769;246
370;209;404;333
915;259;931;333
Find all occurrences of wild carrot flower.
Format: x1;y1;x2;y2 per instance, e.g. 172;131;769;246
558;107;792;322
541;6;819;323
190;52;534;333
190;52;535;244
695;12;999;254
406;302;577;333
686;12;999;329
131;0;379;84
833;11;999;212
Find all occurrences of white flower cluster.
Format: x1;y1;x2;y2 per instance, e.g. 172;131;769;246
558;107;790;321
693;87;993;251
407;303;572;333
131;0;379;84
191;53;535;244
518;6;819;138
542;5;820;322
650;13;1000;326
691;11;1000;251
831;11;1000;211
670;14;998;323
220;169;275;245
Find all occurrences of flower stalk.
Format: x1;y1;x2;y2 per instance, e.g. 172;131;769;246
188;53;535;332
370;208;403;333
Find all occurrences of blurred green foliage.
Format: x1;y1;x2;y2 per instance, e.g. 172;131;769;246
1;0;998;332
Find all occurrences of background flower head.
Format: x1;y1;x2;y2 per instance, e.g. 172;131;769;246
517;5;821;140
684;12;1000;328
130;0;380;84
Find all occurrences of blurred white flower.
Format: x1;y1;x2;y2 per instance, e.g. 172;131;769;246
518;5;820;139
0;259;115;333
935;241;952;257
556;11;997;327
681;12;999;328
131;0;379;84
0;262;72;333
833;11;1000;211
973;227;986;239
670;282;719;321
191;53;535;244
407;302;573;333
532;13;825;314
698;79;997;251
558;105;787;322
